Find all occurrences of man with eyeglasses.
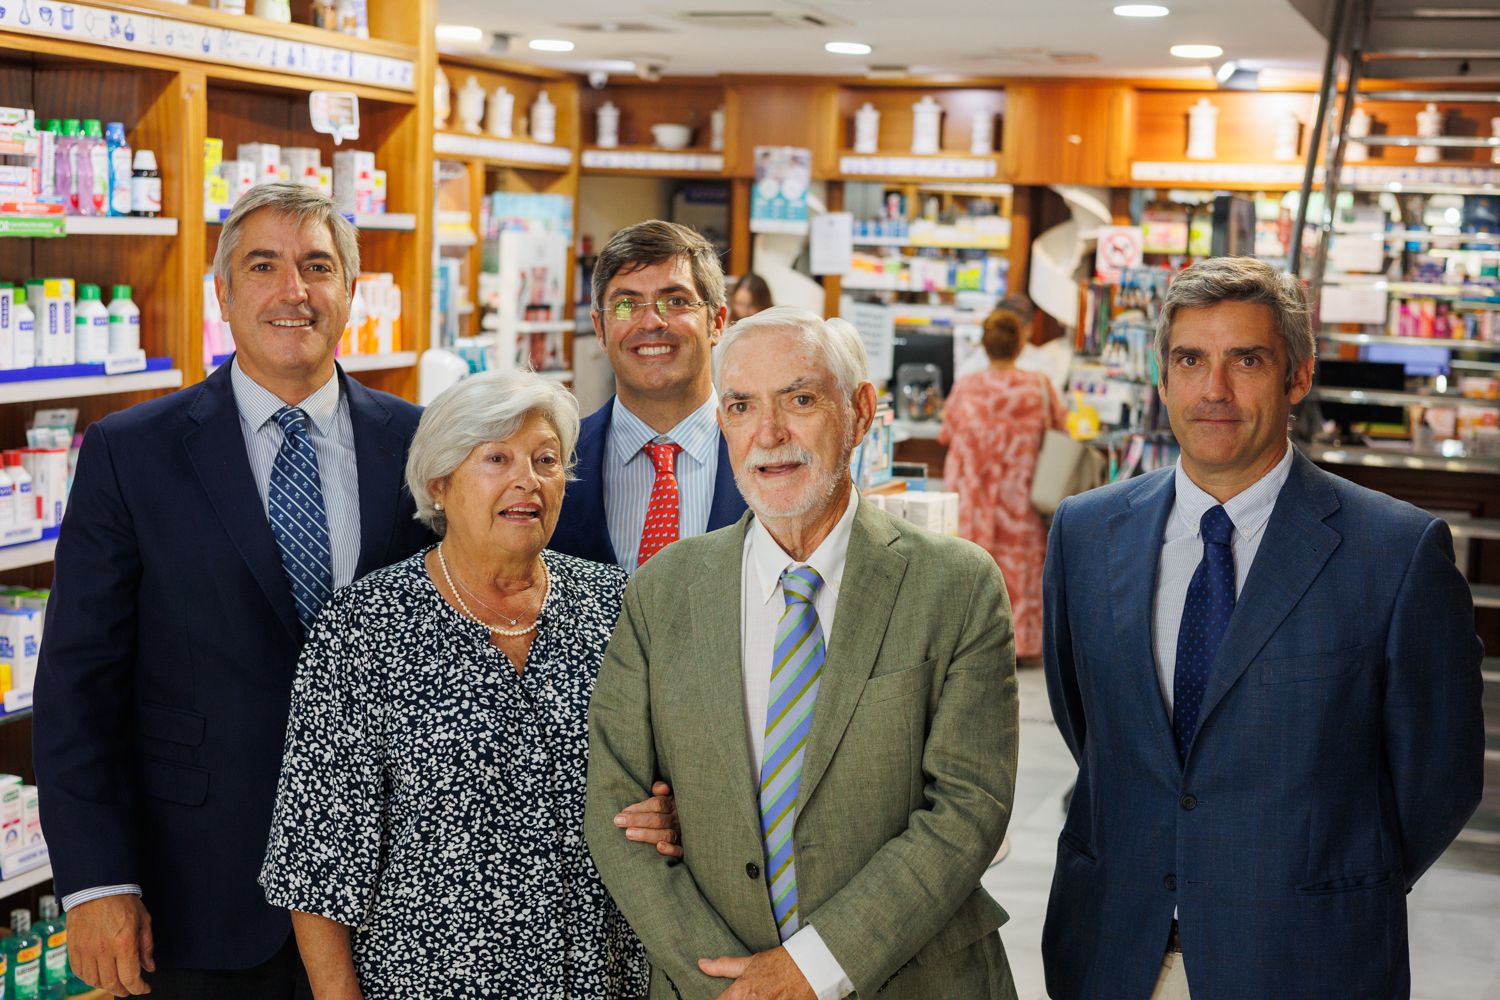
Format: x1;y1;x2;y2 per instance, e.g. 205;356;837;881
551;220;747;570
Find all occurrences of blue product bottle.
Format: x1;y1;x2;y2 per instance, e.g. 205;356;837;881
104;122;133;218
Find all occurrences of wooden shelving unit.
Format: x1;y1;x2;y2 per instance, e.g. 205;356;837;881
0;0;436;911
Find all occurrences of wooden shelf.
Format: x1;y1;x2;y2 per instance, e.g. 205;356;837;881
0;862;51;901
580;147;726;175
1319;332;1500;353
65;217;179;237
433;132;572;171
0;539;56;572
0;370;184;405
338;351;417;372
835;152;1003;182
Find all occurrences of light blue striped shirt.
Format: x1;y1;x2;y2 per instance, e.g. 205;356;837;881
62;361;363;914
231;359;362;589
1152;442;1295;716
604;394;721;573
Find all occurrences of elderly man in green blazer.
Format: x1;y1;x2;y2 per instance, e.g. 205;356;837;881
586;306;1019;1000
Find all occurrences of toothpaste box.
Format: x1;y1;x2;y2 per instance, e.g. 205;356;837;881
333;149;375;215
0;775;21;856
219;160;257;204
20;785;40;848
236;143;281;185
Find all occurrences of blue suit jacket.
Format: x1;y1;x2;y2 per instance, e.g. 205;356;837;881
1041;451;1484;1000
549;397;746;566
33;362;433;970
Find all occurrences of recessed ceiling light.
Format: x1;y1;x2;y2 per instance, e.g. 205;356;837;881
435;24;484;45
1170;44;1224;59
1114;4;1170;15
826;41;873;56
529;39;576;52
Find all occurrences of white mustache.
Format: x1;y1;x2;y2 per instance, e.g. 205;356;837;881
744;444;814;470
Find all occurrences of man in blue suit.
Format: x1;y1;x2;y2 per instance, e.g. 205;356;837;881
32;185;434;998
1041;256;1483;999
550;221;745;569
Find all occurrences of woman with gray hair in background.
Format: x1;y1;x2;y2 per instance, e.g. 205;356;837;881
260;370;674;999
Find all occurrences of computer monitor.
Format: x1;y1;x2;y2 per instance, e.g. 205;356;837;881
890;329;957;397
1315;358;1408;433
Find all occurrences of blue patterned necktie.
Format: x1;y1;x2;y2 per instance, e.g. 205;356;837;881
268;406;334;632
759;565;827;941
1173;505;1235;760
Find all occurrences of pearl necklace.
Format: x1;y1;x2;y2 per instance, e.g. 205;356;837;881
437;544;549;638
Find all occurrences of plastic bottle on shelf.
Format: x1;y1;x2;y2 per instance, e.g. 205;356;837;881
3;908;43;1000
131;150;161;218
108;285;141;356
5;454;33;526
10;287;35;370
38;121;60;203
104;122;133;218
0;459;15;530
34;896;67;1000
82;120;109;217
56;119;82;215
74;284;110;364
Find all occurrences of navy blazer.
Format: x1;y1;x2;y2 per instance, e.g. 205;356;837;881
1041;451;1484;1000
33;362;433;970
549;397;746;566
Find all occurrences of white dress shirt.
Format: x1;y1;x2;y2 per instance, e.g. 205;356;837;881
63;362;363;913
1151;443;1295;716
603;393;721;572
739;487;860;1000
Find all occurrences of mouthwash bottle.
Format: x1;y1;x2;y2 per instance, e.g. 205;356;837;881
81;120;108;218
34;897;66;1000
2;908;42;1000
104;122;133;218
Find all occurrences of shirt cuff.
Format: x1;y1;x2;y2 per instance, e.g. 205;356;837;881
62;885;142;912
784;924;854;1000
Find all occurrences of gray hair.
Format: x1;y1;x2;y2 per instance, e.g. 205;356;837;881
591;219;726;313
1156;256;1314;392
713;306;871;399
212;183;360;297
404;370;581;534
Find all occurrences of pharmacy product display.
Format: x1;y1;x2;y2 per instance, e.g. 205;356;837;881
0;281;145;373
204;140;390;221
0;107;158;225
203;271;403;366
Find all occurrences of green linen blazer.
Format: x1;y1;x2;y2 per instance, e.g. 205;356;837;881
586;499;1020;999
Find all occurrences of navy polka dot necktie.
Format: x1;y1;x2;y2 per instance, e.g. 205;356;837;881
1173;504;1235;760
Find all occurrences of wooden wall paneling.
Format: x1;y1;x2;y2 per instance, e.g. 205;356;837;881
579;80;723;150
1352;95;1500;166
729;177;752;279
438;60;579;150
833;85;1004;159
821;180;843;319
1007;185;1033;304
725;82;839;177
1003;83;1124;186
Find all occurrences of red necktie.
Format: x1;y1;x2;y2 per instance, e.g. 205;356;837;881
637;441;683;568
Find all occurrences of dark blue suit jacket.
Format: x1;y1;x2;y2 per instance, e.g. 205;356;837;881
1041;451;1484;1000
33;362;433;970
549;397;746;566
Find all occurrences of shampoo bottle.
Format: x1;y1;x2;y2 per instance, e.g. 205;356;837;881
74;284;110;365
82;120;109;217
108;285;141;355
104;122;133;217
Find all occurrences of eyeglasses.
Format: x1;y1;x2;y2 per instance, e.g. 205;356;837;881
608;296;709;322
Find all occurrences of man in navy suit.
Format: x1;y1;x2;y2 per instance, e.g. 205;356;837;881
31;185;434;998
550;220;746;569
1041;256;1483;999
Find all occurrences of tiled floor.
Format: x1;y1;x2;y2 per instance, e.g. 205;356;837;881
980;668;1500;1000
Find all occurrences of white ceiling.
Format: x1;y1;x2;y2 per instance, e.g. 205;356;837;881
442;1;1329;81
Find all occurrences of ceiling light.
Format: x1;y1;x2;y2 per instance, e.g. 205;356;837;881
529;39;576;52
1215;59;1239;83
435;24;484;45
826;42;873;56
1170;44;1224;59
1114;4;1170;15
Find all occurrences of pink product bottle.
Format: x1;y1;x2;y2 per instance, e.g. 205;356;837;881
56;119;82;215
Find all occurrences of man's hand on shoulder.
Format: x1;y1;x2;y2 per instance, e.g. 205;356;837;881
614;780;683;859
69;894;155;995
699;946;816;1000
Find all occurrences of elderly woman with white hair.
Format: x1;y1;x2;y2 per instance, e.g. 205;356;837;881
260;370;667;999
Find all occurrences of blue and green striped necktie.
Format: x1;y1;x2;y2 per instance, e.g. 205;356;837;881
759;564;827;941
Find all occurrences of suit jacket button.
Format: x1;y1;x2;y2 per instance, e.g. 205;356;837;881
1180;794;1197;811
1164;874;1177;891
746;861;760;880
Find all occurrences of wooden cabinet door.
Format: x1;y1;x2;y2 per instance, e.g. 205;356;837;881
1003;84;1132;186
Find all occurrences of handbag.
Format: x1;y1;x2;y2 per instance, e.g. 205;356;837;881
1029;373;1105;516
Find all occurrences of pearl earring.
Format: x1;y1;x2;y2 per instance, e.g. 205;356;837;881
434;502;444;511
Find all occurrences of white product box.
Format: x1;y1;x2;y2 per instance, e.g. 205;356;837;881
939;491;960;535
19;448;66;528
20;785;40;848
316;166;333;200
0;608;40;698
219;160;257;204
901;493;947;533
0;775;21;857
283;147;321;187
0;285;13;370
27;278;74;367
371;169;387;213
236;143;281;185
332;150;375;214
